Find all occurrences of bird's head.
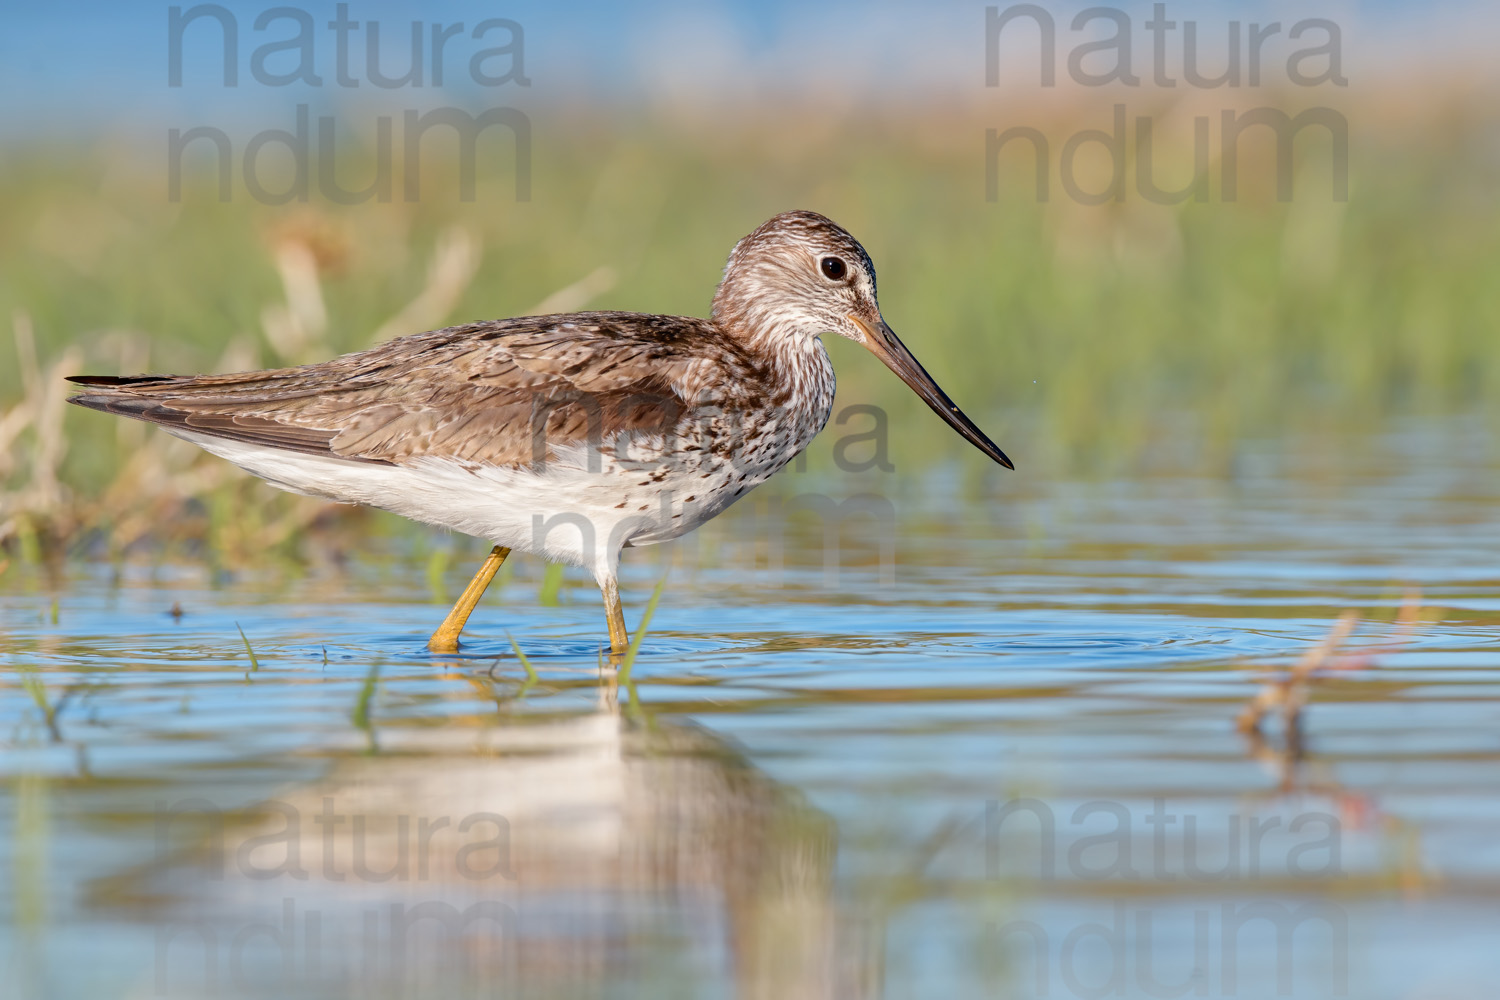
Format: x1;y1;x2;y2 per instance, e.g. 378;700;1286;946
713;210;1013;470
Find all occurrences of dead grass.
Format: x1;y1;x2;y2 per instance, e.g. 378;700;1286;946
1237;590;1423;736
0;219;619;565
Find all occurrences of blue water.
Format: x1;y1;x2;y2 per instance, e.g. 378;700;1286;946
3;419;1499;998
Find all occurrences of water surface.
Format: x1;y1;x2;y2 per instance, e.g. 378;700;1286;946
3;418;1498;999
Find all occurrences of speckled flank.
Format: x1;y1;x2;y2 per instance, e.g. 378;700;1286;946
67;212;907;590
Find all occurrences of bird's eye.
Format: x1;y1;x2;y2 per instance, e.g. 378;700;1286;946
820;256;847;281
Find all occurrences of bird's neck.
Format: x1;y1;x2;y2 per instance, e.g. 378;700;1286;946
760;327;837;429
708;293;836;441
710;279;837;420
711;286;823;358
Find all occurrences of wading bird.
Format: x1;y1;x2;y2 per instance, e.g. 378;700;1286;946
69;211;1012;653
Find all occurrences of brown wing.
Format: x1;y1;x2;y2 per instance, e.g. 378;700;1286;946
68;312;755;468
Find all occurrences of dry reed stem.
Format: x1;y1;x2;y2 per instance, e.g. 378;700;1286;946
370;225;481;344
526;266;617;315
1237;590;1423;735
0;396;33;479
1;313;82;544
9;225;631;560
261;238;329;362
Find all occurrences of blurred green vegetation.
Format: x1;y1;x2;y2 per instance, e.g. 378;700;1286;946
1;98;1497;560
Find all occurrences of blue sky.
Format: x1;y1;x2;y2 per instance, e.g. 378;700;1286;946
1;1;1489;137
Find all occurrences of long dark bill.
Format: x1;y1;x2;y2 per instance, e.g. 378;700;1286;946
850;315;1014;470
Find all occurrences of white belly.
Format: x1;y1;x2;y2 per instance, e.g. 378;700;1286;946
171;430;774;580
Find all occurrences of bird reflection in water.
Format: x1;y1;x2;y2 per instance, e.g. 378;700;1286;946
102;667;878;999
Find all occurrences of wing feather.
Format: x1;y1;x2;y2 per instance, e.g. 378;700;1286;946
67;312;754;469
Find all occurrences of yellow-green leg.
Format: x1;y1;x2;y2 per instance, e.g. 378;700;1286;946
601;577;630;655
427;545;510;653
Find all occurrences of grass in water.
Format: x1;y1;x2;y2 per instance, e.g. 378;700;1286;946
19;669;60;741
617;578;667;685
14;770;48;933
506;632;538;682
504;632;540;700
235;624;260;673
351;660;381;753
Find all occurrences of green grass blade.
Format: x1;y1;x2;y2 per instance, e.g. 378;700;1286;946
18;669;61;741
538;563;565;606
351;661;380;733
19;671;52;723
506;632;538;683
236;624;260;672
426;548;450;603
617;578;666;685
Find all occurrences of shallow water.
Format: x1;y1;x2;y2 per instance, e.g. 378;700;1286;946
3;418;1499;999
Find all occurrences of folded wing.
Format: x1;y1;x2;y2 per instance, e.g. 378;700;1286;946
68;312;734;469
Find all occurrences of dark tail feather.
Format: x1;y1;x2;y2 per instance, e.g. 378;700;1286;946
66;389;386;464
66;392;166;418
66;374;176;387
